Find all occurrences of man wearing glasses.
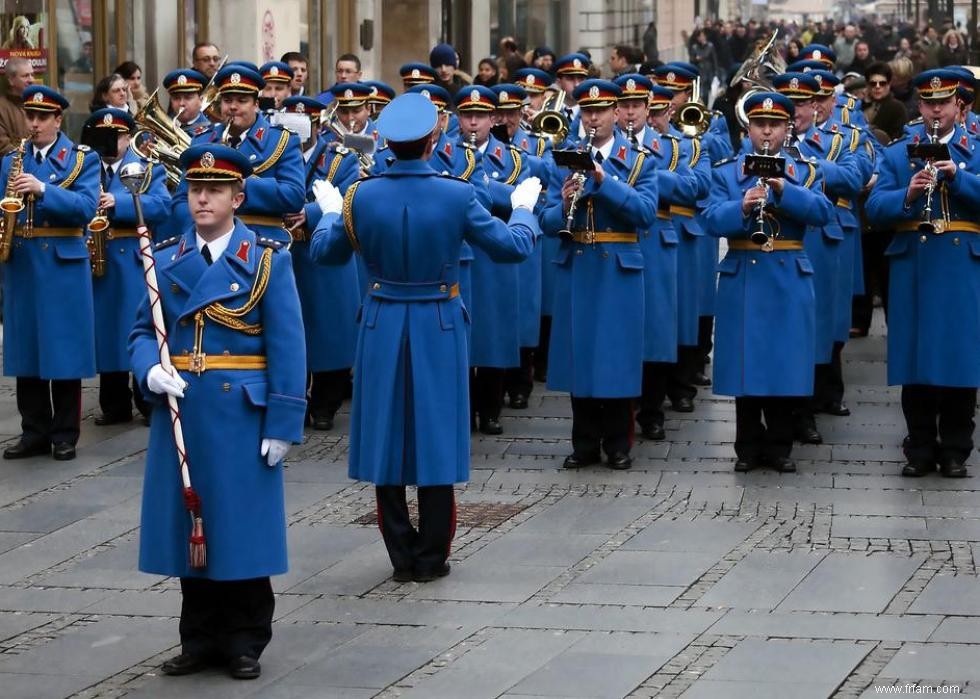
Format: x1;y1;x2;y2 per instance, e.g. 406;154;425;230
191;43;222;79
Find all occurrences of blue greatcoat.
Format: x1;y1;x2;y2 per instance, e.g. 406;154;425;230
130;222;307;580
667;125;711;346
310;159;537;486
470;134;531;367
541;131;658;397
636;125;682;363
512;127;552;347
797;124;865;363
93;152;171;373
695;119;733;319
174;114;306;245
865;123;980;388
703;152;834;397
1;134;100;379
292;139;361;372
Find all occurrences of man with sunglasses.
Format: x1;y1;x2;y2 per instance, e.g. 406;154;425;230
863;62;908;140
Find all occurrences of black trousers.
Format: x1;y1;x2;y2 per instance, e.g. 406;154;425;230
178;576;275;661
697;315;714;370
668;345;701;402
901;384;977;464
472;367;504;421
532;316;552;381
99;371;149;419
16;377;82;446
571;396;633;457
376;485;455;574
734;396;801;460
852;229;893;333
309;369;348;419
638;361;669;429
814;342;845;408
504;347;535;400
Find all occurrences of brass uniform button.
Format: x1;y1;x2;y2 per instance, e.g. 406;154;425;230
171;283;180;293
919;235;927;243
222;382;231;392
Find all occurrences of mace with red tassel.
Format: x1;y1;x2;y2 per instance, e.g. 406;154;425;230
120;162;207;569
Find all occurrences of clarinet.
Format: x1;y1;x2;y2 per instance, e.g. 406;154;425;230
558;127;597;239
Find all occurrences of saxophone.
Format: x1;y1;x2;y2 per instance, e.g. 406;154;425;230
87;183;110;277
0;138;28;263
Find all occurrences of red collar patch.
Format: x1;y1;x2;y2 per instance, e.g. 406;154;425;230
787;162;796;178
912;134;921;145
830;123;839;132
493;145;502;159
812;131;821;145
652;139;660;151
520;138;529;150
254;127;264;141
961;134;969;147
617;145;627;160
177;239;186;256
236;240;250;263
443;142;452;156
56;147;67;161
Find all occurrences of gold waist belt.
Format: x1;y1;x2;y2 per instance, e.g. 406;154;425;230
171;354;267;372
896;220;980;234
571;231;638;244
238;215;286;229
15;227;83;238
669;205;696;217
728;240;804;251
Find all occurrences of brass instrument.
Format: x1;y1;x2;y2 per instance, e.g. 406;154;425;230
558;127;597;238
319;102;375;171
0;137;27;262
626;120;636;146
919;119;943;234
749;141;774;250
220;117;235;146
200;55;229;122
129;88;192;188
87;184;110;277
732;30;786;129
529;88;570;145
676;77;711;137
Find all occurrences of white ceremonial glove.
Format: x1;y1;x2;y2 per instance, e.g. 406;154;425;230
260;438;291;468
510;176;543;211
146;364;187;398
312;179;343;216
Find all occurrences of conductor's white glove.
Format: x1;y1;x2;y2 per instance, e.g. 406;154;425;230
510;176;543;211
261;438;291;467
312;179;343;215
146;364;187;398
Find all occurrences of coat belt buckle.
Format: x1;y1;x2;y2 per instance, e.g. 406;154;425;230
189;352;207;375
583;229;595;245
761;238;774;252
931;219;946;235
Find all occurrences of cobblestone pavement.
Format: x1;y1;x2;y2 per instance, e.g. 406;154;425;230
2;314;980;698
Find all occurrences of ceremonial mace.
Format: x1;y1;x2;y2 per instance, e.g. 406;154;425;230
120;162;207;568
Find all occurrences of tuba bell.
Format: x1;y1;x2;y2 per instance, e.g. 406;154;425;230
129;88;192;189
731;30;786;130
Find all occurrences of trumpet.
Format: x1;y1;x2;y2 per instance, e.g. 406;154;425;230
87;184;110;277
750;141;774;250
558;127;597;239
919;119;943;234
0;137;27;263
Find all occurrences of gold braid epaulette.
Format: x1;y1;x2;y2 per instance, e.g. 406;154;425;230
849;128;861;153
536;138;547;158
803;162;817;189
326;152;344;183
461;147;477;181
252;129;290;175
627;151;646;186
60;152;86;189
828;133;843;161
140;163;154;193
342;180;362;252
689;138;702;167
667;139;680;172
505;146;522;185
203;247;274;334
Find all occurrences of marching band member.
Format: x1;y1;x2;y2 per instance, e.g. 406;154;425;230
259;61;293;109
0;86;100;461
703;92;833;473
85;108;171;427
133;144;306;679
163;68;212;137
281;96;361;431
309;93;540;582
176;65;305;246
363;80;395;119
541;79;658;469
552;53;591;145
328;82;379;144
865;69;980;478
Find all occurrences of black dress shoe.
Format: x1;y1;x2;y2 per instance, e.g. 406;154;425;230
606;452;632;470
3;440;50;460
902;460;933;477
795;421;823;445
533;368;547;383
691;371;712;387
509;394;529;409
563;452;600;469
671;397;695;413
312;414;334;431
161;652;208;676
94;412;133;426
641;423;666;440
228;655;261;680
479;418;503;435
414;563;451;582
392;568;414;583
733;457;758;472
938;457;969;478
52;443;76;461
770;457;797;473
817;401;850;416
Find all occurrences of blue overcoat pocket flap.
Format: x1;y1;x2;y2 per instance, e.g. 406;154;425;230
242;381;268;407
